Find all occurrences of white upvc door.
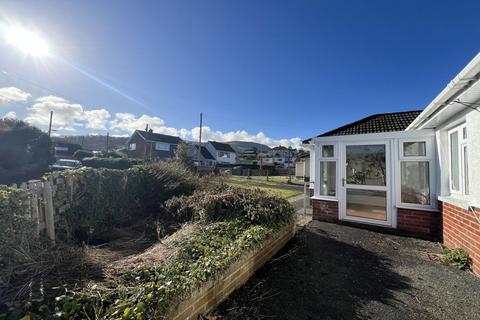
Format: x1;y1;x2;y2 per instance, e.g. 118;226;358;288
339;140;393;227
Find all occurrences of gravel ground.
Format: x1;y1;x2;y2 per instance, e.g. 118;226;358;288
209;221;480;320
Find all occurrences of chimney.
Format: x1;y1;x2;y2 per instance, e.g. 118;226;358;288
145;124;149;131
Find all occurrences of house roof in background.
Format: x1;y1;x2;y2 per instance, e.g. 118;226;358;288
303;110;422;143
136;130;183;144
196;145;215;160
209;141;236;152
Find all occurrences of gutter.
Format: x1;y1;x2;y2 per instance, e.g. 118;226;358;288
407;52;480;130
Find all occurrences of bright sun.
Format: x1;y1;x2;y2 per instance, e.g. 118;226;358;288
5;25;49;57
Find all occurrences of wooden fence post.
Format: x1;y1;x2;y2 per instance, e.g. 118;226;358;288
43;180;56;242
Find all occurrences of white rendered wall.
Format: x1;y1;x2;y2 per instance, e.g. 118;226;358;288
466;110;480;207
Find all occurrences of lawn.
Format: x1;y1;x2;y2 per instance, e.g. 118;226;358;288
227;176;303;199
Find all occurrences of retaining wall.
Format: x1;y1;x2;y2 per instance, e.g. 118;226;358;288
167;220;297;320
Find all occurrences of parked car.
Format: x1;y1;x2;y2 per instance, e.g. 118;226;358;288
48;159;82;171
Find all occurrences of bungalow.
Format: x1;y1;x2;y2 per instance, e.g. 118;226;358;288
126;129;182;160
304;53;480;275
191;144;216;170
205;141;236;164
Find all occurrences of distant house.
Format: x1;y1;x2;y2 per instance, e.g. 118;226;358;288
126;129;182;160
295;151;310;180
53;142;82;159
205;141;237;164
191;144;216;170
267;146;296;168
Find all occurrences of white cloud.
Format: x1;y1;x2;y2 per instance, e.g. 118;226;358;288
108;112;303;149
25;95;110;131
17;93;301;148
109;112;165;133
84;109;111;129
0;87;31;104
2;111;17;119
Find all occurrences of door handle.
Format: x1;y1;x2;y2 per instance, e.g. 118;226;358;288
342;178;346;187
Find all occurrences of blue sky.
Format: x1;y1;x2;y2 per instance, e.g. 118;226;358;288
0;0;479;147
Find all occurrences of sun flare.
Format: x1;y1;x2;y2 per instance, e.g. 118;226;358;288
5;25;49;57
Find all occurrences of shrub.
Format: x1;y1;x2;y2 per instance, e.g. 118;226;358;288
50;162;200;241
442;248;470;269
0;186;38;303
165;185;295;227
0;119;54;185
72;149;93;160
81;157;142;169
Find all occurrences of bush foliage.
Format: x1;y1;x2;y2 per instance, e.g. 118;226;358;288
72;149;94;160
442;248;470;269
51;161;200;241
0;119;54;184
0;186;39;303
165;184;295;226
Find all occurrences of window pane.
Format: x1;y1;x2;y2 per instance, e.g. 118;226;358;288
403;142;426;157
401;161;430;205
346;144;386;186
450;131;460;191
322;145;334;158
464;145;469;195
320;161;336;196
346;189;387;221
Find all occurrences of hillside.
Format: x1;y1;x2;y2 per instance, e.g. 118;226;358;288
52;135;129;151
227;141;271;153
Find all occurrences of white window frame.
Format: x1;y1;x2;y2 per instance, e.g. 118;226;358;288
155;142;170;151
396;137;435;210
448;124;468;195
316;143;338;200
129;143;136;151
218;151;231;158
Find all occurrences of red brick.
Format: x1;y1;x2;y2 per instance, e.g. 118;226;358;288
397;208;441;239
312;198;339;222
440;201;480;277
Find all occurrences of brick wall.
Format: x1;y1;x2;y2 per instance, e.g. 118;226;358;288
167;221;297;320
397;208;442;240
441;201;480;275
312;198;339;222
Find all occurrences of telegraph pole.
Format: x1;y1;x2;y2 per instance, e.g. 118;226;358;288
198;112;203;166
48;111;53;137
106;131;110;157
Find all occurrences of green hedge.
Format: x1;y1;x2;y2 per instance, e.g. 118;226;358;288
0;186;37;303
50;161;199;241
81;157;142;169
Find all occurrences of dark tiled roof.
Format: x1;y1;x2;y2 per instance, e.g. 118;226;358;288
137;130;182;144
196;145;215;160
209;141;236;152
303;110;422;143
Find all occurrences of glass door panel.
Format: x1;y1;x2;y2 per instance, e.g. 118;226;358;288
346;189;387;221
346;144;386;186
344;143;389;223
